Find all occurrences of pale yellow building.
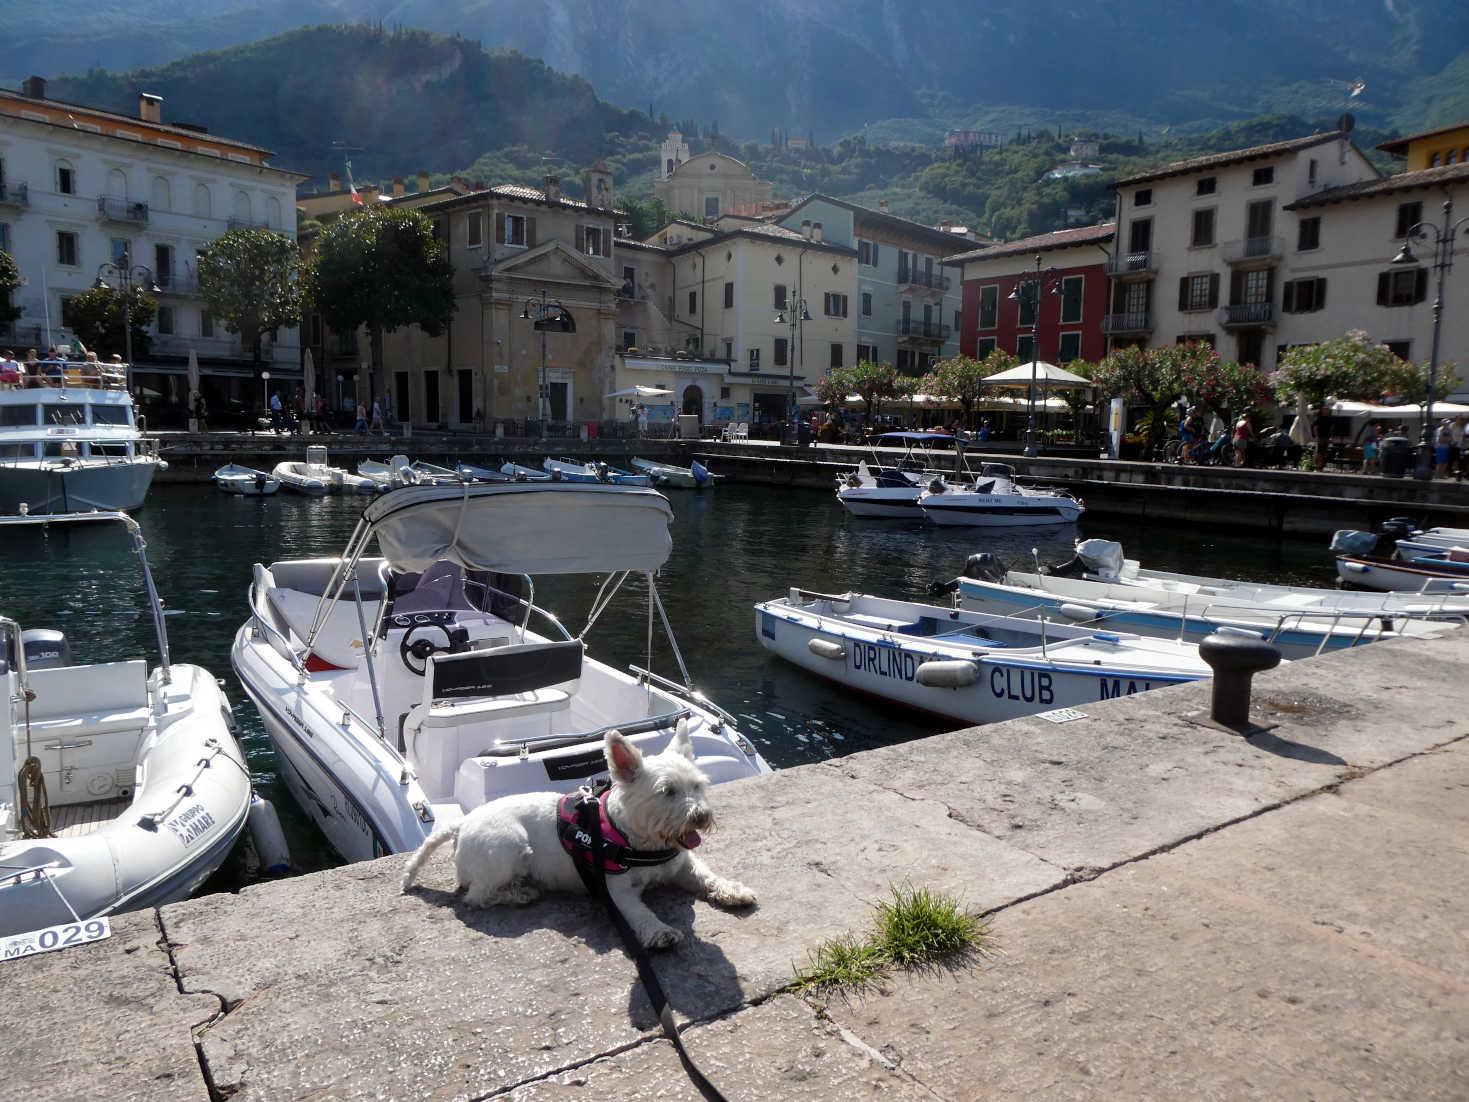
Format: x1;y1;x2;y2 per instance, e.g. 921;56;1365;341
1377;123;1469;172
379;166;622;430
652;133;772;221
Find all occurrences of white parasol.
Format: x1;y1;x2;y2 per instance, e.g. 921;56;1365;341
186;347;200;396
302;348;316;406
605;386;673;399
1288;393;1312;446
981;362;1093;388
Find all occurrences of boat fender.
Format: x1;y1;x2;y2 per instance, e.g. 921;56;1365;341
1058;603;1099;621
915;659;981;688
248;793;292;876
808;638;847;660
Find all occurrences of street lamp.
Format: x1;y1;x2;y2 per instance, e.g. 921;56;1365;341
519;289;576;440
261;370;271;426
93;248;160;396
1392;197;1469;480
1007;254;1063;456
774;297;811;443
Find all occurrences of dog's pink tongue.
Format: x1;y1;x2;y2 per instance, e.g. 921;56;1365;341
679;829;702;849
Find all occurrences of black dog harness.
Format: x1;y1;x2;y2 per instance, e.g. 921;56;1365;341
556;782;677;877
556;779;728;1102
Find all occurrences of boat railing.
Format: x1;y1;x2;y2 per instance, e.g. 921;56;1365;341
478;707;696;757
629;665;742;732
246;569;305;672
1197;602;1379;656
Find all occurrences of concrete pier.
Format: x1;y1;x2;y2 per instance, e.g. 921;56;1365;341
6;627;1467;1100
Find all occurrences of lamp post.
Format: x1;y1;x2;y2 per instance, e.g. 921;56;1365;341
261;370;271;428
93;249;159;396
1392;197;1469;480
774;297;811;444
519;289;576;440
1007;254;1063;457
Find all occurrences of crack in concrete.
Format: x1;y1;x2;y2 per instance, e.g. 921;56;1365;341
153;908;234;1100
975;732;1469;920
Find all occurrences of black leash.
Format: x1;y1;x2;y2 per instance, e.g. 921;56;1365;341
572;791;730;1102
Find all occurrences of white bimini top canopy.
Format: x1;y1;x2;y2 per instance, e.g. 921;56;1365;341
360;482;675;574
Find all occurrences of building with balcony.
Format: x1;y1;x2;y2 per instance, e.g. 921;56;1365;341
0;76;304;417
949;222;1114;366
776;194;967;375
1105;129;1379;369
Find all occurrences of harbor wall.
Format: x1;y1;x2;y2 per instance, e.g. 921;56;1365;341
6;621;1467;1100
154;430;1469;536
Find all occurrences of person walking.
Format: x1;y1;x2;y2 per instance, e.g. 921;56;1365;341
1361;421;1381;475
1232;414;1252;467
355;400;369;434
269;390;283;432
370;396;385;436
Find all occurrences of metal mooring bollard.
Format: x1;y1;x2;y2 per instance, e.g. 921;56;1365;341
1197;632;1282;732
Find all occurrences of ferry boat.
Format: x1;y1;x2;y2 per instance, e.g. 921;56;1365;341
0;361;164;513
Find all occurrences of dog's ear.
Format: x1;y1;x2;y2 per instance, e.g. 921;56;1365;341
605;730;642;782
670;717;695;761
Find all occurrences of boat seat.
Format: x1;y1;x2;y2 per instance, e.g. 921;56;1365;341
404;640;585;799
20;661;149;807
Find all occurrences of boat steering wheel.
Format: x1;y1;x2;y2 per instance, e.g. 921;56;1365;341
398;622;457;676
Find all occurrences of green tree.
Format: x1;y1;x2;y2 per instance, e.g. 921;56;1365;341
61;284;157;361
198;228;302;380
1174;342;1270;426
845;359;912;428
0;249;22;329
1090;344;1185;459
922;349;1018;430
305;206;455;402
1272;331;1408;454
1382;357;1462;408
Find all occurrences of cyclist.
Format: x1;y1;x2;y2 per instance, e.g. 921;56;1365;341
1179;406;1205;463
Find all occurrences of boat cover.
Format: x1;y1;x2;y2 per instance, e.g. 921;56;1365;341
360;482;674;574
1075;539;1125;579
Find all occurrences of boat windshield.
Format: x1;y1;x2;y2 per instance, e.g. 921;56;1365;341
0;404;37;427
90;405;131;426
42;403;86;426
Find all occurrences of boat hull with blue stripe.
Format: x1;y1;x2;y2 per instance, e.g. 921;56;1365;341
755;589;1211;726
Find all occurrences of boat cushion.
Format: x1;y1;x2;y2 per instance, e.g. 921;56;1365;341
427;640;583;702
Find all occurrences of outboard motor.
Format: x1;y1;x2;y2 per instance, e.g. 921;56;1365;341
1377;517;1417;542
961;552;1008;583
21;628;72;670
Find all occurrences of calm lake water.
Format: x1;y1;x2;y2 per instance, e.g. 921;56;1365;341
3;481;1341;875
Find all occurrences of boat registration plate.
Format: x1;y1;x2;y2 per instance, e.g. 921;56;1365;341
1;917;111;962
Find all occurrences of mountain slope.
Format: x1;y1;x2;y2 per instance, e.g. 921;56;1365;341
14;0;1469;141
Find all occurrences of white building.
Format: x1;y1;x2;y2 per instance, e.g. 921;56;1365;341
1105;130;1380;370
0;77;304;420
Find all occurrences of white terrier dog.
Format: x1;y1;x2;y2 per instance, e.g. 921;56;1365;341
400;722;757;948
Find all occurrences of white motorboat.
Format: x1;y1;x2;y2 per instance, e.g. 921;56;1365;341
0;363;165;514
756;587;1213;726
0;511;252;937
231;481;771;865
631;456;714;489
949;540;1462;660
358;455;414;489
500;461;553;482
542;457;652;486
1336;549;1469;594
918;462;1083;527
213;463;280;496
455;462;511;483
275;445;380;495
836;432;966;519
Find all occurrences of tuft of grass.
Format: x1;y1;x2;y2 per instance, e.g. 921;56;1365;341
790;881;993;996
872;882;990;967
789;931;886;995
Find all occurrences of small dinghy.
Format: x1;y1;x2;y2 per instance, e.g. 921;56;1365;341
500;461;553;482
542;457;651;486
918;462;1083;528
213;463;279;496
454;462;512;483
407;460;464;485
950;540;1462;659
1336;549;1469;593
631;457;714;489
0;511;252;937
756;587;1213;726
231;481;771;865
276;446;380;494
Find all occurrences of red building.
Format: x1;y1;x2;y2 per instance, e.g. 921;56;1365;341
950;223;1115;366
